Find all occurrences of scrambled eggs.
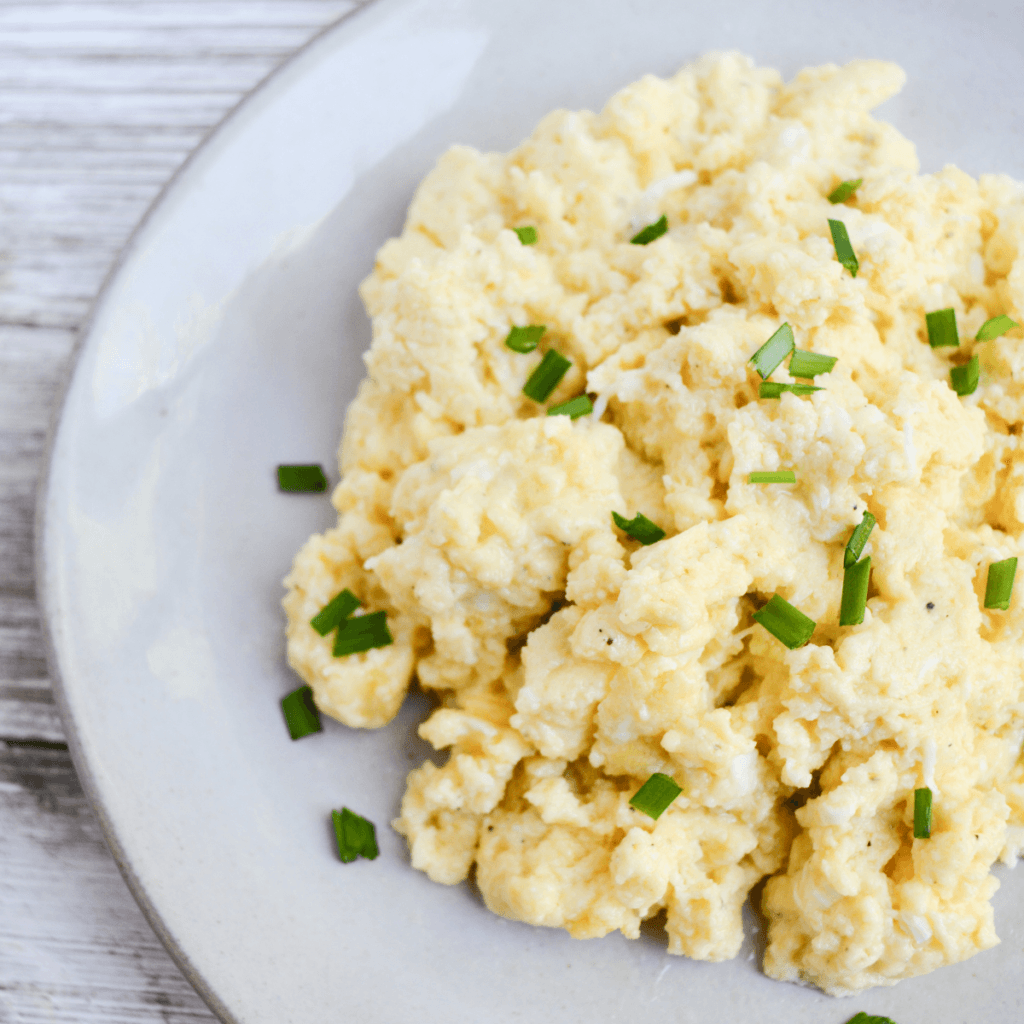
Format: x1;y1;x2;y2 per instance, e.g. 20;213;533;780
282;53;1024;995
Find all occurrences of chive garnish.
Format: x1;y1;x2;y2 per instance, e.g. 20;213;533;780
846;1012;899;1024
913;787;932;839
310;588;360;636
789;350;837;378
277;464;327;492
612;511;666;545
505;324;546;353
548;394;593;419
844;511;876;568
523;349;571;402
950;354;979;397
925;308;959;348
281;685;322;740
332;807;379;863
759;382;822;399
752;594;816;649
748;471;796;483
984;557;1017;610
333;611;393;656
514;226;538;245
828;178;863;204
828;219;859;277
629;772;681;819
630;215;668;245
840;556;871;626
749;323;795;380
976;314;1019;341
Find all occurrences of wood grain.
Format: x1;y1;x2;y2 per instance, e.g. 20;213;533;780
0;1;368;1019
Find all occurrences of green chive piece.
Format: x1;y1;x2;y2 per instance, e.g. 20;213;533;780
759;382;822;399
277;464;327;492
925;307;959;348
789;350;838;378
523;349;571;402
845;1012;899;1024
630;215;668;245
281;685;322;740
984;557;1018;611
612;511;666;546
548;394;593;419
333;611;393;657
913;787;932;839
513;226;538;245
332;807;379;863
505;324;546;353
976;314;1020;342
752;594;816;649
828;219;859;277
950;354;980;397
629;772;681;820
840;556;871;627
828;178;863;204
748;471;796;484
310;588;361;636
749;323;795;380
844;511;876;568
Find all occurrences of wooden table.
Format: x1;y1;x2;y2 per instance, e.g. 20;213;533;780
0;3;369;1018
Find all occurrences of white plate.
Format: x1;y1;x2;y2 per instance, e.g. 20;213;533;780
39;0;1024;1021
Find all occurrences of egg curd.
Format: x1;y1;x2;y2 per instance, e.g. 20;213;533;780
282;53;1024;995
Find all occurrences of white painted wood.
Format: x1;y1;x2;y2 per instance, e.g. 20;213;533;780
0;1;368;1019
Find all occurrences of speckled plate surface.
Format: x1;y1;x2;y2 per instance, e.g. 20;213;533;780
38;1;1024;1021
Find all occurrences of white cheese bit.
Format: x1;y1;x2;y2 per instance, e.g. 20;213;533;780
899;911;933;945
730;751;758;795
922;736;937;792
818;800;854;826
630;169;697;231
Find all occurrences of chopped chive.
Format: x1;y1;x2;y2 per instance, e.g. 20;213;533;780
748;471;796;483
505;324;546;353
513;226;538;245
759;382;822;399
844;511;876;568
828;178;863;204
523;349;571;402
752;594;816;649
789;350;838;378
333;610;393;657
332;807;379;863
976;314;1020;341
612;511;666;545
277;464;328;492
548;394;593;419
749;323;795;379
840;556;871;626
310;588;361;636
281;685;322;740
984;557;1017;611
828;219;859;277
950;354;980;397
629;772;681;819
925;307;959;348
913;787;932;839
630;215;668;245
845;1014;899;1024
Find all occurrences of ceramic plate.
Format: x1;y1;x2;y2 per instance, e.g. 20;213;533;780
39;0;1024;1021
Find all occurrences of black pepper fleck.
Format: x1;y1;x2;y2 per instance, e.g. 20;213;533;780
926;602;935;610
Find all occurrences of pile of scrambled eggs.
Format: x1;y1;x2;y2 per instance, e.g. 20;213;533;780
283;53;1024;995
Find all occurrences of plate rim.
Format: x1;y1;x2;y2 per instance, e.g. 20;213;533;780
32;3;386;1019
